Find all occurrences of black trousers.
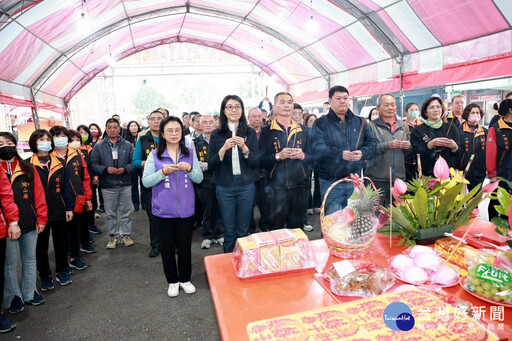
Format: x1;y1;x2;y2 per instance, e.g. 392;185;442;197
68;213;83;258
266;186;307;230
37;219;68;277
143;189;159;249
197;186;223;240
250;178;270;233
0;237;6;306
154;215;194;284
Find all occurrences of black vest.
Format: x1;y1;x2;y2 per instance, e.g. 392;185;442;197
30;153;67;222
491;120;512;178
7;164;37;233
459;124;487;178
193;135;213;187
140;131;158;190
65;149;85;198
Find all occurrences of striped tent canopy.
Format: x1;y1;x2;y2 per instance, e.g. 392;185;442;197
0;0;511;110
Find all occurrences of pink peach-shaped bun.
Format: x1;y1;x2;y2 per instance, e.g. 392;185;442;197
408;245;437;257
402;266;428;284
413;253;441;271
430;265;459;285
391;254;414;272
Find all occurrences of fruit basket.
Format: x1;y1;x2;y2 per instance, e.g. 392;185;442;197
320;175;381;259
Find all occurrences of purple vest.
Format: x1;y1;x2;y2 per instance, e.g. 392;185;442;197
151;148;195;218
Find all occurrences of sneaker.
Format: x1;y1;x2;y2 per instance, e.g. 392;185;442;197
314;208;321;214
89;235;96;244
201;239;212;249
99;205;105;213
133;204;139;212
307;209;314;215
94;212;100;219
121;235;134;246
90;225;102;235
55;272;72;286
80;242;97;254
40;276;54;292
106;236;118;249
303;224;314;232
167;283;179;297
69;257;88;270
149;247;160;258
65;266;74;276
28;292;45;306
8;296;24;314
0;313;15;333
179;281;196;294
213;237;224;246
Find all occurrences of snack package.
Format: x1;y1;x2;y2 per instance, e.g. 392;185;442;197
323;259;395;297
435;237;479;275
463;249;512;303
390;245;460;286
232;229;318;278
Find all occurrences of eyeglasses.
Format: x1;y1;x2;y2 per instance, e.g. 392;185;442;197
149;117;163;122
225;105;241;111
165;129;181;135
427;105;442;110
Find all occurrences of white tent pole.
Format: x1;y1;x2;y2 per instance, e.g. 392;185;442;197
30;87;41;130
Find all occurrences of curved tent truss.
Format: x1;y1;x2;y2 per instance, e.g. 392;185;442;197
0;0;511;111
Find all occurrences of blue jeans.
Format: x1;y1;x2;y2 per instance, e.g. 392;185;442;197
4;230;38;307
216;179;255;253
319;178;354;215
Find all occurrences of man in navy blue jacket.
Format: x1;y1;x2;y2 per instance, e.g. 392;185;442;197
311;85;378;215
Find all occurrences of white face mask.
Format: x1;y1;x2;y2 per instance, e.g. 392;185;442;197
68;140;81;150
467;114;480;124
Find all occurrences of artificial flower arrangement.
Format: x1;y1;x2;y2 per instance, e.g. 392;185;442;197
378;157;499;245
491;178;512;248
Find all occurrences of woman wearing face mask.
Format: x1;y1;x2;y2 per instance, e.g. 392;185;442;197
70;129;97;255
77;125;102;238
411;97;460;176
404;102;422;181
89;123;105;213
88;123;102;147
28;129;74;291
49;126;93;273
0;132;47;315
0;163;20;333
458;104;487;192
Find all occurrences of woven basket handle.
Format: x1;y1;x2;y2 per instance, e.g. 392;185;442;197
320;175;379;226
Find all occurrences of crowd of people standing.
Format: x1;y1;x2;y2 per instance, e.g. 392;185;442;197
0;86;511;331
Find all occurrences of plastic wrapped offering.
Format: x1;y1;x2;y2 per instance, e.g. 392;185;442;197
232;229;318;278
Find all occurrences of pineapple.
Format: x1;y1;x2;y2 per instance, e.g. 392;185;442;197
348;185;381;243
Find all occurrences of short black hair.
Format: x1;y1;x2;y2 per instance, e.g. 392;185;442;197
462;103;484;120
77;124;93;145
29;129;54;153
49;126;71;141
106;118;120;127
323;101;329;105
498;99;512;116
329;85;349;99
293;103;303;111
405;102;419;113
274;92;293;104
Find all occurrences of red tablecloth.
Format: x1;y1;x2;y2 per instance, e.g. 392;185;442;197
204;219;512;340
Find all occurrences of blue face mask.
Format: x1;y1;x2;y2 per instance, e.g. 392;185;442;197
53;137;68;148
37;141;52;152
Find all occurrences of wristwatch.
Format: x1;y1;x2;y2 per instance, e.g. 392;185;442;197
275;153;281;161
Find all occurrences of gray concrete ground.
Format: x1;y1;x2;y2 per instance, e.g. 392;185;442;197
4;208;322;341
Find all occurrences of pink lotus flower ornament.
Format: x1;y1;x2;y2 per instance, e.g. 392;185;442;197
433;156;450;180
482;180;500;193
393;178;408;196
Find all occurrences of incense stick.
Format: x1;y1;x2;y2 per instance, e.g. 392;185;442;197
416;154;422;185
446;218;478;263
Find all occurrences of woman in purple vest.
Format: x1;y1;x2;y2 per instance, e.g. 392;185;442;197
142;116;203;298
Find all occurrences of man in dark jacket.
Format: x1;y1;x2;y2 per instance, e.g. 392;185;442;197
259;92;311;230
91;118;134;249
311;85;378;215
